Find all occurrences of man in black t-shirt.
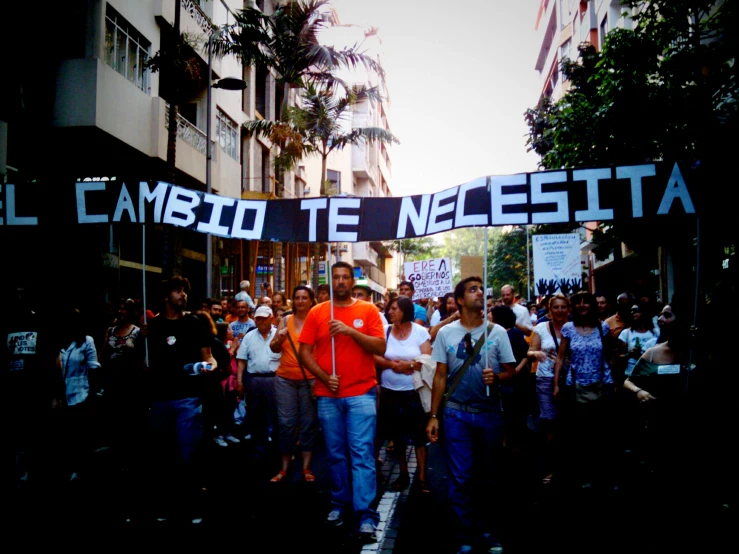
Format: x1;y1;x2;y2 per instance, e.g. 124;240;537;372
145;276;216;523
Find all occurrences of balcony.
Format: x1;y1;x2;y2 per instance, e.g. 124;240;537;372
353;242;379;266
53;58;155;157
154;0;222;75
164;103;208;156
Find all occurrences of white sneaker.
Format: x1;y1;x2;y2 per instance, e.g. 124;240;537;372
214;436;228;448
224;434;241;444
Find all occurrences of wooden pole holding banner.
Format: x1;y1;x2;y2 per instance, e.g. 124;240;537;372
142;223;149;366
483;226;489;396
329;242;337;377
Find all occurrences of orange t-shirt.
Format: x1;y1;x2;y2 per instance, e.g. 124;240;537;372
225;314;238;324
299;299;384;398
276;316;312;381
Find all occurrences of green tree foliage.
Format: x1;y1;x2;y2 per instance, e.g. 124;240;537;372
524;0;737;257
384;237;439;267
245;82;398;195
435;228;493;283
489;227;531;300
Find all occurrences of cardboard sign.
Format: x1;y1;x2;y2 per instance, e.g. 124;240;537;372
404;258;453;300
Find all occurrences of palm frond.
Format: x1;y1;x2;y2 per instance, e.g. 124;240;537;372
242;119;279;139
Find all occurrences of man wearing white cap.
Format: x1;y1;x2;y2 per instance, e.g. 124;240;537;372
236;305;280;459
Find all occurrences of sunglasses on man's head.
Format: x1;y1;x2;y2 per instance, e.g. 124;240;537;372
463;332;475;357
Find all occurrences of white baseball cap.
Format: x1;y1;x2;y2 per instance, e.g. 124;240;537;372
254;305;273;318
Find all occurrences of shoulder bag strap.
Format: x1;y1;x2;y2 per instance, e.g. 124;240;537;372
444;323;492;404
284;317;311;385
549;321;559;352
597;322;605;381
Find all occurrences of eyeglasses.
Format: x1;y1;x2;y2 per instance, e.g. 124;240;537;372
631;308;640;313
463;332;475;357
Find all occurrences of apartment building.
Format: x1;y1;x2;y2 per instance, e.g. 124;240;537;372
1;0;395;315
535;0;635;102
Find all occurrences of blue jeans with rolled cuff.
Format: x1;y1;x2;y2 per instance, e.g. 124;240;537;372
317;388;379;527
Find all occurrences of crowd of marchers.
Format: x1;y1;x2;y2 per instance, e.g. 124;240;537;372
5;268;696;552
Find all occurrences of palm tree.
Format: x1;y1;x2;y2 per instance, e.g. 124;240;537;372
245;82;398;286
212;0;387;289
300;83;399;195
214;0;385;124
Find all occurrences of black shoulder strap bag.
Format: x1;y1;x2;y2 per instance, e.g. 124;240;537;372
443;324;493;409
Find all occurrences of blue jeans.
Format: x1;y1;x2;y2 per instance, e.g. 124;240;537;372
443;407;505;543
150;396;203;465
317;388;379;525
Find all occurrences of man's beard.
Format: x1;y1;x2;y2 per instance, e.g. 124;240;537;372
333;288;351;301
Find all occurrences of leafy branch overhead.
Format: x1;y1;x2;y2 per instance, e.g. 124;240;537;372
523;0;737;258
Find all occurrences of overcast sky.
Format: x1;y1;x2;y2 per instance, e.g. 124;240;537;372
326;0;544;197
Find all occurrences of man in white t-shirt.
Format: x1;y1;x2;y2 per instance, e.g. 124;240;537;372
501;284;532;337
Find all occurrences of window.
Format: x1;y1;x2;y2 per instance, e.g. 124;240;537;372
255;65;267;118
558;0;570;30
559;39;572;82
260;145;270;193
217;109;239;160
327;169;341;194
599;15;608;49
104;6;150;92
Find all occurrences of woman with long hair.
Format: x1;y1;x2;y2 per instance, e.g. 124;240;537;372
429;292;460;342
268;285;319;483
553;291;615;489
375;295;433;493
527;293;571;484
623;303;693;486
194;310;236;449
101;298;145;470
54;307;101;482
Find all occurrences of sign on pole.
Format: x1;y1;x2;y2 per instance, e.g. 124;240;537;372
404;257;453;301
532;234;582;296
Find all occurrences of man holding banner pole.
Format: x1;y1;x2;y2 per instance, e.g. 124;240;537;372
298;261;386;540
427;276;516;554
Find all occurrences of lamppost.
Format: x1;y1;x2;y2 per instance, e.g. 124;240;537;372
206;31;246;297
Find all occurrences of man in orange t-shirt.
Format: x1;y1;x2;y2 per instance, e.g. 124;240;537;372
299;262;385;541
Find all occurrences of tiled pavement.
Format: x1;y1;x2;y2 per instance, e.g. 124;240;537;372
366;443;417;554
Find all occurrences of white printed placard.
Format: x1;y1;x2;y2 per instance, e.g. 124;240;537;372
532;234;582;296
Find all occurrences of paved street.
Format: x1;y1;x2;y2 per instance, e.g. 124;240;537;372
7;424;733;553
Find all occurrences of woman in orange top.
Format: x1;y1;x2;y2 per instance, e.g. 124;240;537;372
268;285;318;483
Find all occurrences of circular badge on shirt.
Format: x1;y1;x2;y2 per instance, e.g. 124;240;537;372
167;336;177;345
354;319;364;328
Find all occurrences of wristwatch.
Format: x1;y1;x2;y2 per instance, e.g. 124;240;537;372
409;361;417;371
